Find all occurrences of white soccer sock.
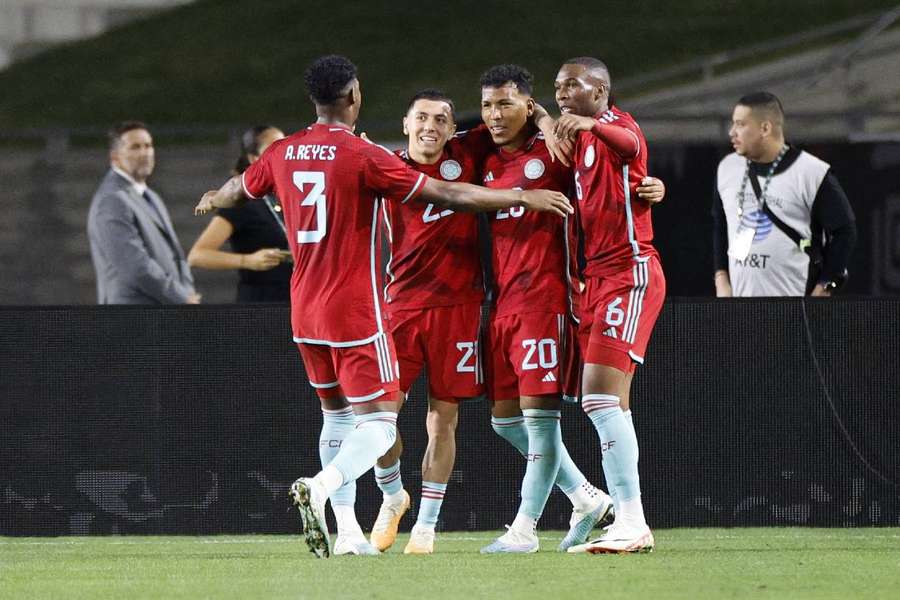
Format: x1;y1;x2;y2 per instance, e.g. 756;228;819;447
566;480;604;513
332;504;364;536
618;496;648;529
313;464;344;496
510;512;538;537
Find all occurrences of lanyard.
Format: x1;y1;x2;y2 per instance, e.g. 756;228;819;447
263;194;287;236
737;145;788;217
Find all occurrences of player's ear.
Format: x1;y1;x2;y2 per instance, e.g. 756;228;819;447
526;97;535;116
402;116;408;136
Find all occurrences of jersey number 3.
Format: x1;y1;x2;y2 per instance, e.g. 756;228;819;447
293;171;326;243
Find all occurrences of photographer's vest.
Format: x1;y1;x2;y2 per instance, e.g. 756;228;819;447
717;150;829;297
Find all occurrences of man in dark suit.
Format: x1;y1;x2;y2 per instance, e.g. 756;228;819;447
88;121;199;304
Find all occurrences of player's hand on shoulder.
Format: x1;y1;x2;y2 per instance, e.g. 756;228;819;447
554;114;595;141
636;177;665;205
194;191;217;215
519;189;574;218
544;130;573;167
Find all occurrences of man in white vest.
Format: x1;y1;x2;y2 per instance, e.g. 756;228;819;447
712;92;856;297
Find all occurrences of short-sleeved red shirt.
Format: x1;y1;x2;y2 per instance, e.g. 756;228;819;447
382;126;493;313
242;123;427;345
482;132;577;318
573;107;657;277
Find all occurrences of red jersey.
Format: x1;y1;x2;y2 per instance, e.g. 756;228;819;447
483;132;577;318
383;127;493;312
573;107;657;277
242;123;427;346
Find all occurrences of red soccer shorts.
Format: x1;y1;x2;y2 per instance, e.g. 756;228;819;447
297;333;400;403
578;255;666;373
487;311;578;401
387;302;483;400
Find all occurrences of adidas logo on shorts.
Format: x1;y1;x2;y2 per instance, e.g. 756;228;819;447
602;327;617;339
541;371;557;383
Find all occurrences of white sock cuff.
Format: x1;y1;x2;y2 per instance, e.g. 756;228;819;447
582;394;621;414
522;408;561;419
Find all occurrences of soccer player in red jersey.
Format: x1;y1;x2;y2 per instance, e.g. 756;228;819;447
476;64;617;554
369;89;494;554
547;57;665;554
194;55;572;559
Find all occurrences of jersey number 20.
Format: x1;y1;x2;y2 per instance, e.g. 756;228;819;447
293;171;326;243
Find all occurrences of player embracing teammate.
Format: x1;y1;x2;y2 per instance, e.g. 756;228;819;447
542;57;665;553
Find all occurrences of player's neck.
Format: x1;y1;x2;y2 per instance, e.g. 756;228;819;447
499;124;536;153
314;106;354;130
407;146;442;165
592;102;609;117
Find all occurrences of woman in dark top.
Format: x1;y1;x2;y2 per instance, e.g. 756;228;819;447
188;126;292;303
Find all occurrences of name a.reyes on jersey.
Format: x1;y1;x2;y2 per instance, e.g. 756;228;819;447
283;144;337;161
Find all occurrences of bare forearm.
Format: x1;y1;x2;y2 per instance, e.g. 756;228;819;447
714;269;732;297
212;176;247;209
421;179;523;213
187;247;245;270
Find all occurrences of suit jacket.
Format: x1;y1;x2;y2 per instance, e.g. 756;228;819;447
87;169;195;304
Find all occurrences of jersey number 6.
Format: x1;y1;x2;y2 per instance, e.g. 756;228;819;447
293;171;326;243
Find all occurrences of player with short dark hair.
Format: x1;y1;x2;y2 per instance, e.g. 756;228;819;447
477;63;617;554
545;56;664;554
367;88;494;555
195;55;572;559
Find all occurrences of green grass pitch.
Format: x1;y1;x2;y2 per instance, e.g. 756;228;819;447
3;529;899;599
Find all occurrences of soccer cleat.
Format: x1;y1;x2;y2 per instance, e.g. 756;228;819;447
334;532;381;556
369;489;410;551
566;523;654;554
480;525;539;554
289;478;331;559
557;493;616;552
403;524;435;555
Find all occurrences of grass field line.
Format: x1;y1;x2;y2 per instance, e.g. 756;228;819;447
3;530;900;547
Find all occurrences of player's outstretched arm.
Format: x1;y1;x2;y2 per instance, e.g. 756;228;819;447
194;175;246;215
418;178;573;217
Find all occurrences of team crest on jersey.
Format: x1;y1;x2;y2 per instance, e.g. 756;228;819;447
524;158;545;179
439;159;462;180
584;145;596;168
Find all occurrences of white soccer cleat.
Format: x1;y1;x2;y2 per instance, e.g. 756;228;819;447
557;492;616;552
566;522;654;554
480;525;539;554
403;524;436;555
369;489;410;551
289;477;331;558
334;532;381;556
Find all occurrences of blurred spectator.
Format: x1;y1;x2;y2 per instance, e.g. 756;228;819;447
87;121;199;304
188;126;291;303
712;92;856;297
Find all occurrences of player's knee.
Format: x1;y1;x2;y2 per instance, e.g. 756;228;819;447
426;412;458;439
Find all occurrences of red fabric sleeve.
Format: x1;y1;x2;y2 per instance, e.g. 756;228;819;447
362;142;429;203
590;120;641;161
241;146;275;200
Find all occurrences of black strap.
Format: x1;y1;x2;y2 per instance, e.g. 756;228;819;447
747;173;807;248
748;170;826;293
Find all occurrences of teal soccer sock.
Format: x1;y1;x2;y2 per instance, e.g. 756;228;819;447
329;411;397;484
518;409;563;520
374;460;403;497
319;407;357;506
583;395;641;502
416;481;448;529
493;414;588;497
